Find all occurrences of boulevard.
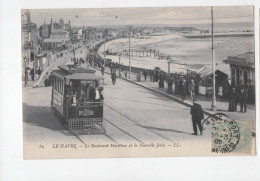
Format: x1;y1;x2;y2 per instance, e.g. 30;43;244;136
23;45;211;150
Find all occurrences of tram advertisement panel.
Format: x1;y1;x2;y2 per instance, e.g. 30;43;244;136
53;90;63;115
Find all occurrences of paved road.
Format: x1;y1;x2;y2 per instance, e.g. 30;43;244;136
23;46;217;159
23;62;211;149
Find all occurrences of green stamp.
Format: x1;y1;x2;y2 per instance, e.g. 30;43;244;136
203;113;252;154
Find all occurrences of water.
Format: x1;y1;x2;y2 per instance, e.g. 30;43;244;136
104;22;254;75
143;36;254;65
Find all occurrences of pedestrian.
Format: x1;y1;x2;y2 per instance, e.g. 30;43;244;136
228;87;237;112
25;70;29;84
30;68;34;82
239;85;248;113
37;67;41;79
101;65;105;76
111;71;116;85
175;76;179;95
167;76;173;94
189;78;195;102
180;76;186;101
190;99;204;136
143;69;147;81
159;72;164;88
124;70;127;79
149;70;152;81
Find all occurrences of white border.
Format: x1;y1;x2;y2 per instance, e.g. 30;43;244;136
0;0;259;180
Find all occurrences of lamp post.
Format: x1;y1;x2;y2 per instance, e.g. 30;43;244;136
30;41;36;82
118;53;121;76
128;32;131;79
24;56;28;86
211;6;217;111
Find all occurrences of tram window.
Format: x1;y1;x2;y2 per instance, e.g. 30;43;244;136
56;77;58;91
57;78;59;92
54;77;57;90
61;80;64;94
59;79;61;93
58;78;60;93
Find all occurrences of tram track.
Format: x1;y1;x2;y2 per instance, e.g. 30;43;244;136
104;117;144;144
70;128;118;145
104;103;173;143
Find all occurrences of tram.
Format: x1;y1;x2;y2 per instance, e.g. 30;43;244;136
51;64;105;133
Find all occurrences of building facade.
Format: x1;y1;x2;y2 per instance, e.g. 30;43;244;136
223;52;255;103
21;10;38;70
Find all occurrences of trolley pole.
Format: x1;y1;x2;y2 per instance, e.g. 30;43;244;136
128;33;131;79
211;6;217;111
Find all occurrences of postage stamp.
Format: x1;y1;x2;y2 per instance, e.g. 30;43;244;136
203;113;252;154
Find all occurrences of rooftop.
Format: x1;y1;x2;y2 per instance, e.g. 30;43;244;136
58;65;96;74
223;52;255;68
65;73;103;80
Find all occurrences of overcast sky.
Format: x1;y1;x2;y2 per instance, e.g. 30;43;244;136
28;6;254;27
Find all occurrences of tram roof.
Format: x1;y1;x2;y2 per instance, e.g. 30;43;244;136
65;73;103;80
58;65;96;74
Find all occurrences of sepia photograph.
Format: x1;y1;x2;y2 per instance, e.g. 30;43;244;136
22;6;256;159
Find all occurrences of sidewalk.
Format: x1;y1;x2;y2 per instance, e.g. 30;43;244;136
22;50;69;89
91;65;256;133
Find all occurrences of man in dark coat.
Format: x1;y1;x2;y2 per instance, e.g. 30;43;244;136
228;87;237;112
111;71;116;85
101;65;105;76
143;69;147;81
167;76;173;94
37;68;41;79
190;99;204;135
30;69;34;82
239;86;248;113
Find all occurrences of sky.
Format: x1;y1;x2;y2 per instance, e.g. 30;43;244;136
27;6;254;27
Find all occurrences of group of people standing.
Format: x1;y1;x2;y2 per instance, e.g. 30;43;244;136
25;67;42;83
228;86;248;113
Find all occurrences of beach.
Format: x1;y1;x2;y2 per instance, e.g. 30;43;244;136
98;33;254;76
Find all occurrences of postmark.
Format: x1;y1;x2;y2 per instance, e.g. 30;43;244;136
202;113;252;154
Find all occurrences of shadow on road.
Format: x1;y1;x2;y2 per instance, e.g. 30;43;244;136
141;125;191;135
105;96;190;110
23;103;63;131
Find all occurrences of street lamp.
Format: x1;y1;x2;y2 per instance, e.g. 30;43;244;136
211;6;217;111
128;32;131;79
24;56;28;86
118;53;121;76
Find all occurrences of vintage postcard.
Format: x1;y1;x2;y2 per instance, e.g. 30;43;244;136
22;6;256;159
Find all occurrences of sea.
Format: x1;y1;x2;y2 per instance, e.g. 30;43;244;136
106;22;255;76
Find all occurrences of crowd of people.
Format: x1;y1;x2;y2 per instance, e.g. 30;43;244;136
86;46;249;113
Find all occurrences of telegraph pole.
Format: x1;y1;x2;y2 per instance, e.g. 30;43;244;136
128;32;131;79
119;53;121;76
211;6;217;111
